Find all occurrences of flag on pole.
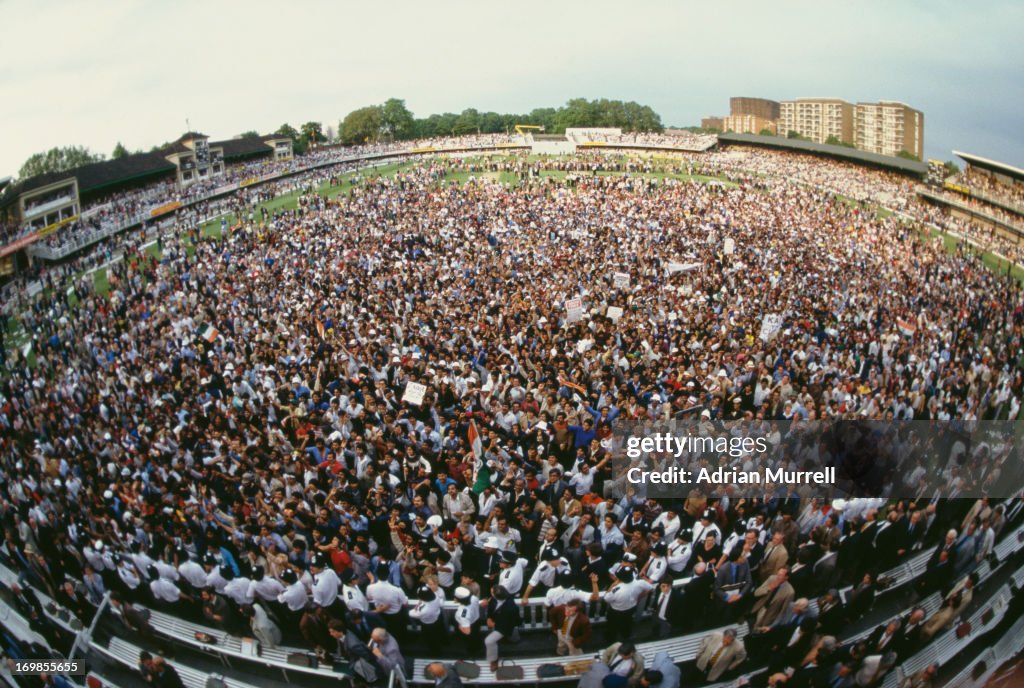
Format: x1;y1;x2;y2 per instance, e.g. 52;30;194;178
200;325;219;343
468;419;483;458
896;319;917;337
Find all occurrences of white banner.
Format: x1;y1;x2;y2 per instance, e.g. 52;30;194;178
565;297;583;323
759;313;784;342
723;237;735;255
613;272;630;289
607;306;624;322
666;261;701;275
402;381;427;405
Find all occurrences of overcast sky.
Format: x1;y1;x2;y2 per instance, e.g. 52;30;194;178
2;0;1022;177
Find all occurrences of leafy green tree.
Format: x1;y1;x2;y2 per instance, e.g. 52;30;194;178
479;111;505;134
381;99;415;140
111;142;130;159
19;146;105;180
759;128;775;136
274;124;307;154
825;135;842;146
275;123;300;140
453;108;481;135
237;130;261;139
944;160;961;176
897;150;921;161
340;106;384;145
300;121;327;144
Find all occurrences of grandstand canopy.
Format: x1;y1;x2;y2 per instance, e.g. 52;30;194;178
719;133;928;177
953;150;1024;184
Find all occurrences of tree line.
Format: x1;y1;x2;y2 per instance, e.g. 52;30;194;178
334;97;663;146
14;98;664;179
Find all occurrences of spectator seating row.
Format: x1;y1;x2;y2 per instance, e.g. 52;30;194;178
3;521;1021;688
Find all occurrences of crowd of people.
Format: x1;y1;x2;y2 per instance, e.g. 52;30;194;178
1;145;1024;688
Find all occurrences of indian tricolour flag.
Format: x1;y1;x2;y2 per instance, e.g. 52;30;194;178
201;325;219;343
896;319;917;337
467;420;483;458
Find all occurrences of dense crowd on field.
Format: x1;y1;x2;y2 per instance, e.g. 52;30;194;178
1;146;1024;688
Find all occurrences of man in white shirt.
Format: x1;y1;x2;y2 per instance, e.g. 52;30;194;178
521;547;571;602
367;564;410;643
339;569;369;612
651;508;681;542
178;556;208;591
453;586;482;658
545;572;600;608
642;542;669;584
497;551;528;596
310;554;342;612
409;586;444;653
604;567;643;642
277;568;309;612
148;566;186;606
667;530;693;578
223;569;255;607
250;567;285;603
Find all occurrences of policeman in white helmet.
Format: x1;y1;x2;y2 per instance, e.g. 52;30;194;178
453;585;482;658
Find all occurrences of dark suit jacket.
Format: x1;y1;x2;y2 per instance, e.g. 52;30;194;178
548;605;592;646
651;587;685;626
488;597;521;636
434;666;465;688
681;569;714;617
714;561;753;601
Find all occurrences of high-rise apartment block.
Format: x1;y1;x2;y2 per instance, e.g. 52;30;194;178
704;96;924;158
853;101;924;158
777;98;854;144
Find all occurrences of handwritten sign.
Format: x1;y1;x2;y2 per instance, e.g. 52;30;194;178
565;298;584;323
402;382;427;405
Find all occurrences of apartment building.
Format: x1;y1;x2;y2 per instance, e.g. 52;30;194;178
853;101;924;158
777;98;854;144
730;97;780;121
722;114;777;135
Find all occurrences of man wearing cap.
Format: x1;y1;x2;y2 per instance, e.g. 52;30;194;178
277;567;309;637
250;568;285;605
366;564;409;643
453;586;482;658
691;508;721;548
340;568;369;612
310;553;342;614
410;585;446;654
666;530;693;579
178;554;208;592
604;567;643;642
520;546;570;602
497;550;528;596
476;537;502;598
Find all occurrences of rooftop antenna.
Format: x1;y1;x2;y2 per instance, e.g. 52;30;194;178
185;118;191;134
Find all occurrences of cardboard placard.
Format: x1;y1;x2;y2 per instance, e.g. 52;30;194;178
402;382;427;405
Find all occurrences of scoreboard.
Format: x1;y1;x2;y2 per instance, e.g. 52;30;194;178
926;159;947;187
